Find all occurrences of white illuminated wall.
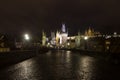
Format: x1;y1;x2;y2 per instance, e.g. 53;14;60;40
61;33;68;45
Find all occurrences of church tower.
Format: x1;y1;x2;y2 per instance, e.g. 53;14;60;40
85;27;94;37
42;31;46;46
60;23;68;46
56;31;60;46
62;24;66;33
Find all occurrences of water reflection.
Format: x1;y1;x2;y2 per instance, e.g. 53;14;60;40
6;58;41;80
46;51;51;56
66;51;71;63
0;50;117;80
78;56;96;80
66;51;71;57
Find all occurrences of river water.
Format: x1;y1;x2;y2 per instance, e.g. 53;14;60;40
0;50;120;80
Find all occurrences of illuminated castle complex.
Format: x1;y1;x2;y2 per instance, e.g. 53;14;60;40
42;24;101;48
85;27;101;37
53;24;68;47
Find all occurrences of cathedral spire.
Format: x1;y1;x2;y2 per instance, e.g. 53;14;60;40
62;23;66;32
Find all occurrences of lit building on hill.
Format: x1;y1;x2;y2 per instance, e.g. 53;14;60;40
85;27;94;37
85;27;101;37
42;24;103;49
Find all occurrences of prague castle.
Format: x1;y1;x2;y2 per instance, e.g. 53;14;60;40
42;24;100;49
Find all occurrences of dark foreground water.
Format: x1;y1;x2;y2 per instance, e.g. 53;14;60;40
0;50;120;80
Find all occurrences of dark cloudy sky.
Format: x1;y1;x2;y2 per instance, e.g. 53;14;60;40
0;0;120;35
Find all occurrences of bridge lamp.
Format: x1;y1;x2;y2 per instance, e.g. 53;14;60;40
84;36;88;40
67;42;70;46
24;34;30;41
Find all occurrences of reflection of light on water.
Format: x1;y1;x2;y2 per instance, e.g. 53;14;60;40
16;59;34;79
78;56;95;80
8;59;38;80
66;51;71;63
66;51;71;58
81;56;91;68
46;51;51;56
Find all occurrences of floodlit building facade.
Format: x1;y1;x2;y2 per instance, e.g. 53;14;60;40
42;24;102;49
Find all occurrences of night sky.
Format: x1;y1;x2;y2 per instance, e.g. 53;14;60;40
0;0;120;36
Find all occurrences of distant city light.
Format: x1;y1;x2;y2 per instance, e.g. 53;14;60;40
114;32;117;35
71;37;75;40
67;42;70;46
113;32;117;37
47;42;50;45
67;37;70;39
24;34;30;40
106;35;111;39
84;36;88;40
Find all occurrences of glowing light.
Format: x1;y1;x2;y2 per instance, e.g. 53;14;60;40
67;42;70;46
67;37;70;39
106;36;111;39
114;32;117;35
24;34;30;40
71;37;75;40
84;36;88;40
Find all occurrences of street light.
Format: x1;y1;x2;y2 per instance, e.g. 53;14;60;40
24;34;30;41
84;36;88;40
84;36;88;50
